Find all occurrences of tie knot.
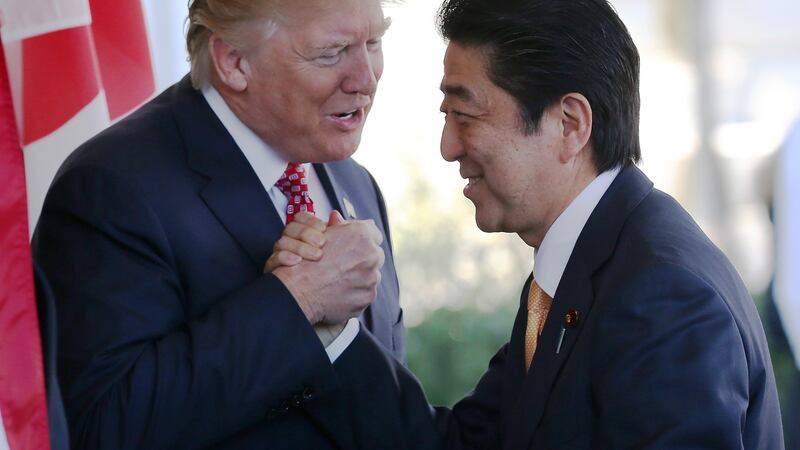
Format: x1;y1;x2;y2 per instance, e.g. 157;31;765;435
276;163;315;222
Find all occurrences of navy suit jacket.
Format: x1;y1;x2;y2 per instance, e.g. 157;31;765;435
33;264;69;450
32;77;405;449
344;165;785;449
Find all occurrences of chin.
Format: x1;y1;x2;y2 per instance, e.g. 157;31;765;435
474;211;502;234
331;133;364;160
310;140;359;162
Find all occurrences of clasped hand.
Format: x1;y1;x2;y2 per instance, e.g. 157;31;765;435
267;212;385;327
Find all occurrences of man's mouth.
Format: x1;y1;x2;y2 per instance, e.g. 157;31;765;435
334;110;357;120
467;176;482;187
329;108;366;130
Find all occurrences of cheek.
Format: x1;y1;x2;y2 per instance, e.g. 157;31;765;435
458;125;482;151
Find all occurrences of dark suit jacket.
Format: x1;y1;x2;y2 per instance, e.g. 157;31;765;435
33;264;69;450
32;76;405;449
344;165;785;449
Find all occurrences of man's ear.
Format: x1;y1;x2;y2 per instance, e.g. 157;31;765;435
558;92;593;163
208;34;248;92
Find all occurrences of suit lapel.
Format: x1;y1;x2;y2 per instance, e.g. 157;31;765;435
172;78;283;268
504;263;595;450
503;274;533;399
313;163;346;217
503;166;655;450
499;274;533;446
314;162;395;342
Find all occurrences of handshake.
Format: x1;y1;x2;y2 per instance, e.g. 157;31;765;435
266;212;385;338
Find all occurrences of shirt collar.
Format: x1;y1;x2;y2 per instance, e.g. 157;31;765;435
533;167;621;298
201;84;294;187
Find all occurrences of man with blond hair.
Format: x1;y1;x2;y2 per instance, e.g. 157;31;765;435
33;0;412;448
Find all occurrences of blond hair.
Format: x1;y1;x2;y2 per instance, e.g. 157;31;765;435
186;0;280;88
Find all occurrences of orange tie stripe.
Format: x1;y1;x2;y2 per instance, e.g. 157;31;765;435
524;280;552;370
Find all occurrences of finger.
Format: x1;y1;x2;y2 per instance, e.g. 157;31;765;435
284;222;326;247
328;210;346;226
364;219;384;245
362;245;385;271
264;251;302;273
293;212;327;232
274;236;324;260
376;245;386;269
276;251;303;266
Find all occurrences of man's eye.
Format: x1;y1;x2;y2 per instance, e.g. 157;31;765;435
316;54;341;65
315;48;345;65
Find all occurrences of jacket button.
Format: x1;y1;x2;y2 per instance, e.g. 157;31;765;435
302;386;315;401
291;394;303;408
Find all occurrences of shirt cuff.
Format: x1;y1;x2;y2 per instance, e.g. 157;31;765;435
325;318;360;363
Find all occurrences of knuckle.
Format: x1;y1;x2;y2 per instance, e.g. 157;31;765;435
299;228;314;241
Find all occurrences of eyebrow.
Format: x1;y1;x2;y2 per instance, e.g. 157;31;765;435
441;84;475;103
314;41;348;51
312;17;393;51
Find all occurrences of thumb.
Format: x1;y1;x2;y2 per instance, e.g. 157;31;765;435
328;210;346;226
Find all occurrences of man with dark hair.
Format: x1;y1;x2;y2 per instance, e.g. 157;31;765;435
276;0;785;447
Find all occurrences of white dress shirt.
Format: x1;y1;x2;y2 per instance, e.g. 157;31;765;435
202;84;359;362
534;167;621;298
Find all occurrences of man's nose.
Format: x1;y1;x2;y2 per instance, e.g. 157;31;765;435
440;118;463;162
342;48;379;95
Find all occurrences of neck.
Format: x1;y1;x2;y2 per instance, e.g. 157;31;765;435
519;159;599;248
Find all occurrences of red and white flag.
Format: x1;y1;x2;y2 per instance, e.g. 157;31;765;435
0;0;155;448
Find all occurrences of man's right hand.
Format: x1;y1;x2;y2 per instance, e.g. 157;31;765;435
271;211;385;325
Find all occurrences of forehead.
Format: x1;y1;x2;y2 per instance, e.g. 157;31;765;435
278;0;386;40
441;42;494;108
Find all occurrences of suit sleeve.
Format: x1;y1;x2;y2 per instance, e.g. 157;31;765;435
590;264;750;448
33;165;337;449
33;264;70;450
436;343;508;449
332;327;509;450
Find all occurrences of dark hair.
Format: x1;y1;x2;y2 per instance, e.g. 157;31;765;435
437;0;641;172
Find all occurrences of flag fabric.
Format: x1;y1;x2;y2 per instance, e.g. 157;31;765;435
0;0;156;448
775;119;800;369
0;37;49;450
1;0;155;229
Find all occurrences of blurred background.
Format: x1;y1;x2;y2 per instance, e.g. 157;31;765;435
143;0;800;444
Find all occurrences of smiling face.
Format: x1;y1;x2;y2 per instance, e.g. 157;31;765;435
226;0;388;163
440;42;587;247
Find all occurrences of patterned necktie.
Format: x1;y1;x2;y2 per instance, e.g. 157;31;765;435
275;163;315;223
524;280;553;370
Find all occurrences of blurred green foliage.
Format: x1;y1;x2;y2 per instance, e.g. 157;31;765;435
753;292;800;448
406;305;517;406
